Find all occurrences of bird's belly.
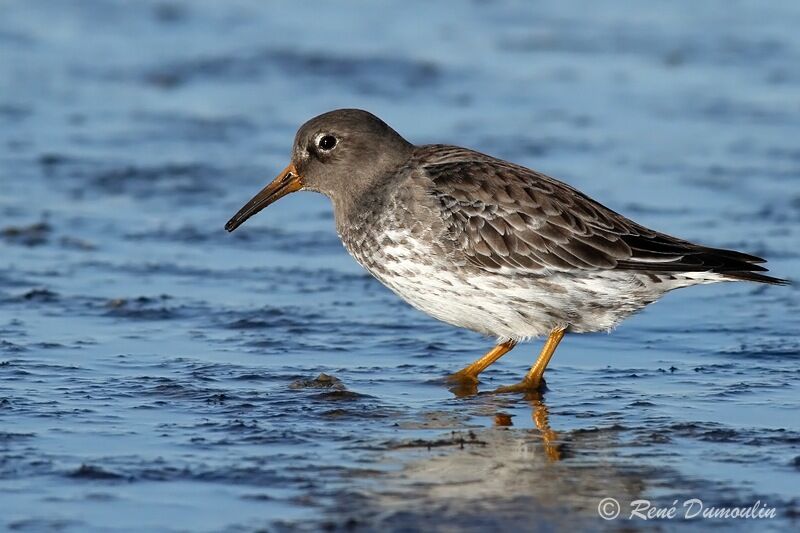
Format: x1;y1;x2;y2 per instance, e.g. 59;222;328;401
346;232;672;340
370;262;535;337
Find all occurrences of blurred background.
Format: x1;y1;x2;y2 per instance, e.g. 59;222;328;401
1;1;798;531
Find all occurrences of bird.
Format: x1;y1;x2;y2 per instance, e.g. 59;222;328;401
225;109;787;394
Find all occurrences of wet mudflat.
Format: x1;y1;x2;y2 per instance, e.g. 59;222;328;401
1;1;799;531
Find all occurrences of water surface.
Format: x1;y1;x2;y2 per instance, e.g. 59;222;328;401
1;1;799;531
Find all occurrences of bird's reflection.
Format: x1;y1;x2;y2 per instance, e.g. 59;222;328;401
357;384;647;527
449;380;563;461
526;392;563;461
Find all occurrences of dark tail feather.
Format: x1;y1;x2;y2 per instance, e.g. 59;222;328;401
721;271;790;286
619;235;789;285
698;245;789;285
692;245;788;285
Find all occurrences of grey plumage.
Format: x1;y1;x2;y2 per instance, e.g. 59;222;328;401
226;109;787;343
410;145;782;284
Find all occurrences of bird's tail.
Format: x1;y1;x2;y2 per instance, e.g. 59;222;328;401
699;246;789;285
721;270;789;285
618;235;789;285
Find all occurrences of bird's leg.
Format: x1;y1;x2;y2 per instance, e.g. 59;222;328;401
448;339;517;385
495;329;566;393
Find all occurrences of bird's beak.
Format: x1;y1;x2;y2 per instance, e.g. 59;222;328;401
225;163;303;232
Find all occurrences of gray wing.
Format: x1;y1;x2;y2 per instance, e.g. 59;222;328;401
419;145;782;283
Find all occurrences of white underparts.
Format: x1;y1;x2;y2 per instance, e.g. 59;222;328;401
347;230;726;339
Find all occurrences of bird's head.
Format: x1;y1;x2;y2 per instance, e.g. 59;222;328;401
225;109;412;232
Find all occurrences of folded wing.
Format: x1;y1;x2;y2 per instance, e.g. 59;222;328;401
420;146;785;285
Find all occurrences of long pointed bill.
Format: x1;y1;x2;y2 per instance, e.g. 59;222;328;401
225;163;303;232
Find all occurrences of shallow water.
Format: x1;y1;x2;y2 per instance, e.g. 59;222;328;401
1;1;799;531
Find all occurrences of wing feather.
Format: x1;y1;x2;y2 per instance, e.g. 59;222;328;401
415;145;785;283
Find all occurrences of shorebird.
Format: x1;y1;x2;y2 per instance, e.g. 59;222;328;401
225;109;787;393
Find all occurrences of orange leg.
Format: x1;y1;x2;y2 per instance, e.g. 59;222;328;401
495;329;566;393
448;339;517;384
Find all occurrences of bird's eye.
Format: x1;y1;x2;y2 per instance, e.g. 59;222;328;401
317;135;337;151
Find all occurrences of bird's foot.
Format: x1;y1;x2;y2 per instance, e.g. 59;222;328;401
446;369;479;383
445;371;480;398
494;377;547;395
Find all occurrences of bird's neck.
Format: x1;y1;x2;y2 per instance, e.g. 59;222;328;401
331;152;415;235
330;176;392;236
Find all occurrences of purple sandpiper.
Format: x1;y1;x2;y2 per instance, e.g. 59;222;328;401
226;109;787;393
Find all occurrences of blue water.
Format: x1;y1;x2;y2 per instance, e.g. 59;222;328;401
1;1;798;531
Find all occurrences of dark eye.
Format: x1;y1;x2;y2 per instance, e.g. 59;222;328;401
317;135;337;151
